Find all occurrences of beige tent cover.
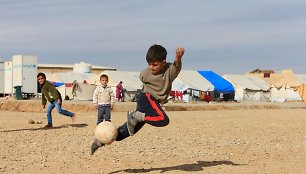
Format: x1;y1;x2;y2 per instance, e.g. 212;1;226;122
248;69;300;88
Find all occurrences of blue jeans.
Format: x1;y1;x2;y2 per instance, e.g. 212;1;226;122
46;100;74;124
97;105;111;125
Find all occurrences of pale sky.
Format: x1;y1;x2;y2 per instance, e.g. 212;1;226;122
1;0;306;75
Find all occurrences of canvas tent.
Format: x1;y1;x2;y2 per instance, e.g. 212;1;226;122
45;72;96;100
172;70;214;102
46;72;96;83
88;70;143;101
277;70;302;102
198;71;234;93
248;70;302;102
172;70;214;91
198;70;235;101
72;83;96;100
223;74;271;101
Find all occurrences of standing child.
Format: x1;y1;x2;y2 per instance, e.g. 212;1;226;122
37;73;76;128
91;44;185;155
93;74;115;124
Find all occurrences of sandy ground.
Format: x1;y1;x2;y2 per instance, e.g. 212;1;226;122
0;99;306;174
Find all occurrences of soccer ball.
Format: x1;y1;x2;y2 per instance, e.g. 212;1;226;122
94;121;118;145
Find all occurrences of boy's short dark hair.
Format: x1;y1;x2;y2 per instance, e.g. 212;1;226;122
100;74;108;80
146;44;167;62
37;72;46;79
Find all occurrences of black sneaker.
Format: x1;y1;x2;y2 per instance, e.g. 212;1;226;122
127;111;137;136
90;139;104;155
44;123;53;128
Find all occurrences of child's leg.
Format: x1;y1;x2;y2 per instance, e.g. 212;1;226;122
54;102;74;117
136;93;169;127
97;105;104;125
127;92;169;135
104;106;111;122
46;102;55;124
116;122;145;141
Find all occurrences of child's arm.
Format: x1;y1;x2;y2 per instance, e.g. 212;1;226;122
173;48;185;67
92;87;99;109
41;93;47;108
110;89;115;110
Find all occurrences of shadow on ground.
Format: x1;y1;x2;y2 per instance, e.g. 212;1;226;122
1;123;88;132
109;160;246;173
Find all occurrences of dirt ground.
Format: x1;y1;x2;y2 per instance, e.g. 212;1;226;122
0;99;305;174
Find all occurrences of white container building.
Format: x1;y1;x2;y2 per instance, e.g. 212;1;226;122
12;55;38;94
4;61;13;95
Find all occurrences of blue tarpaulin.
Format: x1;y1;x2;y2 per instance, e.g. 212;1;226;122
50;81;65;87
198;71;235;93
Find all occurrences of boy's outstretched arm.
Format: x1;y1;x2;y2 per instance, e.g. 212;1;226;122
174;48;185;67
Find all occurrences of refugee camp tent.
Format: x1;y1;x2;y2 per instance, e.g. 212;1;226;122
45;72;96;100
73;83;96;100
46;72;95;83
279;70;302;101
198;71;234;93
198;70;235;101
223;74;271;101
173;70;214;91
88;70;142;101
172;70;214;102
248;70;302;102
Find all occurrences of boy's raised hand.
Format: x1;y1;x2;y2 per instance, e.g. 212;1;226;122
176;48;185;60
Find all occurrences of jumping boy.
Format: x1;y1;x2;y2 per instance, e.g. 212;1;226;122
90;44;185;155
93;74;115;124
37;72;76;128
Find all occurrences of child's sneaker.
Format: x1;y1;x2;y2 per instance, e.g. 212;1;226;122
44;123;53;128
71;113;76;123
90;139;104;155
127;111;137;136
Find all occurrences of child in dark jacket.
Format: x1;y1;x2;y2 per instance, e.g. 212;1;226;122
37;72;76;128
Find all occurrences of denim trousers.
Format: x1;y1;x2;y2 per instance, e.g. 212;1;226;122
46;100;74;124
97;105;111;125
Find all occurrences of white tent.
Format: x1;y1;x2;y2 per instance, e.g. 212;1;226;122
88;70;142;91
272;70;302;102
46;72;96;83
173;70;214;91
172;70;214;102
45;72;97;100
74;83;96;101
88;70;143;101
223;74;271;101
